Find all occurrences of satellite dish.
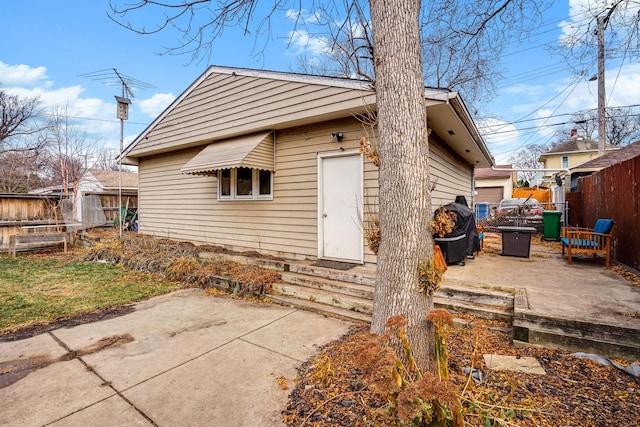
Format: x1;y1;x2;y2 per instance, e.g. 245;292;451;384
555;175;563;187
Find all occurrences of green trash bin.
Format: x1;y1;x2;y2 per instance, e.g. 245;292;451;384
543;210;562;241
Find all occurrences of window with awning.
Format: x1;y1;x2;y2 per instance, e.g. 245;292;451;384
180;131;274;175
181;132;275;200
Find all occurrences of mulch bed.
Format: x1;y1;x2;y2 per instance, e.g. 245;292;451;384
283;317;640;426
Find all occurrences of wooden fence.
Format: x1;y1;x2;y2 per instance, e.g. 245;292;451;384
87;192;138;224
574;155;640;271
512;187;552;204
0;195;61;249
0;193;138;251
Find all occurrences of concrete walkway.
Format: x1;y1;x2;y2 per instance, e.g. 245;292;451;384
0;290;354;426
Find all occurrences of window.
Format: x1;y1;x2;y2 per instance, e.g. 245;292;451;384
217;168;273;200
220;169;231;196
561;156;569;168
258;169;271;195
236;167;253;196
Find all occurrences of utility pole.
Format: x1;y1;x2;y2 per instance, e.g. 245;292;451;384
115;93;130;238
596;15;606;156
79;69;155;236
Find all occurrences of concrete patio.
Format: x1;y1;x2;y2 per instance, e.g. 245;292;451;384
0;291;354;426
445;233;640;359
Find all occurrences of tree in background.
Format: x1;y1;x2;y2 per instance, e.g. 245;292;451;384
0;88;50;193
44;104;96;220
109;0;546;373
0;88;45;151
288;1;549;108
92;148;124;171
558;1;640;76
508;143;550;186
557;1;640;146
0;150;48;193
554;107;640;147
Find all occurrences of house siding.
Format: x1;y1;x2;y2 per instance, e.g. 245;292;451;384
137;117;472;265
429;134;473;207
130;73;375;157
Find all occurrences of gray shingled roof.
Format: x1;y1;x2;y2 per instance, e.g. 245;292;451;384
475;164;513;179
572;140;640;171
546;136;600;154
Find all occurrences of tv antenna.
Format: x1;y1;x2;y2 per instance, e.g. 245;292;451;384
78;68;157;98
79;69;157;237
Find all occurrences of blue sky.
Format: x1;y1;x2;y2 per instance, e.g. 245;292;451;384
2;0;638;163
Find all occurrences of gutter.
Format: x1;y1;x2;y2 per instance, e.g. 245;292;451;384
490;166;571;175
487;166;571;189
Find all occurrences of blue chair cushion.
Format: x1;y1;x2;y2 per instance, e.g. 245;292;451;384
561;238;600;248
593;219;614;234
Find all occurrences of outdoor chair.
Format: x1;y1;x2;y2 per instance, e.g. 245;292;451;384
561;219;614;266
476;224;485;251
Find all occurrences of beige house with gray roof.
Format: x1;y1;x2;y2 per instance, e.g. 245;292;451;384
121;66;493;266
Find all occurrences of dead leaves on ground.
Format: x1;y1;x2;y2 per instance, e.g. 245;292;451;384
283;317;640;426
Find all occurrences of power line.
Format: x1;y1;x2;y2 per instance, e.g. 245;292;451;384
478;103;640;132
39;112;150;127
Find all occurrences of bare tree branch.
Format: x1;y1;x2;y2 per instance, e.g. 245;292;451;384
0;89;44;146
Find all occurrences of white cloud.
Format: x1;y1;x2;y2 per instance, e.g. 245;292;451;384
137;93;175;118
478;117;522;153
0;61;50;87
286;8;322;25
287;29;330;56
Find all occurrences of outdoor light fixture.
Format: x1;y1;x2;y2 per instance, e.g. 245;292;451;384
330;132;344;142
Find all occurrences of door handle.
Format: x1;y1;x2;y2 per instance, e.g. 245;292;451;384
323;213;327;218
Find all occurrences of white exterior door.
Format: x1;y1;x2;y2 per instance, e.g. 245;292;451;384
318;152;363;263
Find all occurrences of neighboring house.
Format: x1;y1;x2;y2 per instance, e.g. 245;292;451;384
569;140;640;190
31;169;139;224
81;169;139;195
474;165;515;204
538;129;619;191
120;66;493;266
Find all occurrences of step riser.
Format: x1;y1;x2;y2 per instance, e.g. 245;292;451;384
434;300;513;323
199;252;288;271
271;284;373;315
273;283;512;322
436;287;513;307
279;273;374;300
201;253;638;360
268;294;372;323
289;264;376;286
514;312;640;351
280;274;513;308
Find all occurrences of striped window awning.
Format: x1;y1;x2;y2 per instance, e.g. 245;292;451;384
181;132;274;175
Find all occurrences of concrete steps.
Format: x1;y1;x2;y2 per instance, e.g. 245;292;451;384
513;289;640;360
268;263;514;323
199;251;640;360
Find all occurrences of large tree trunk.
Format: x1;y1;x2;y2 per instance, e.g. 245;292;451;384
369;0;436;373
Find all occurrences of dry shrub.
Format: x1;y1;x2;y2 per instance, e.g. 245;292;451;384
196;262;280;295
354;314;463;426
84;234;280;297
85;234;198;273
364;218;380;254
165;257;201;282
432;207;457;238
